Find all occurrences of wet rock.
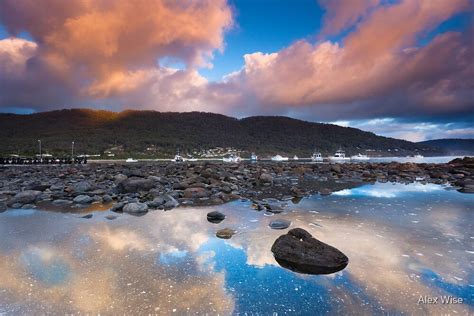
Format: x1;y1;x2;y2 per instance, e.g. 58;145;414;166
9;190;41;206
0;202;7;212
72;181;93;193
117;177;155;193
73;194;93;204
114;174;128;183
216;228;235;239
81;214;93;219
52;199;73;206
28;183;51;191
105;214;117;220
162;194;179;209
260;173;273;184
207;211;226;223
111;202;126;213
184;187;210;198
147;196;166;208
102;194;113;203
319;188;332;196
123;202;148;214
271;228;348;275
269;219;291;230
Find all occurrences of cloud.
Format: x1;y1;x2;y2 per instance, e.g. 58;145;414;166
228;0;472;121
318;0;380;35
0;0;233;108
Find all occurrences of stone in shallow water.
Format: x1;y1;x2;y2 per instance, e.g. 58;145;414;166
269;219;291;229
271;228;348;275
105;214;117;220
207;211;226;223
81;214;93;219
216;228;235;239
123;202;148;214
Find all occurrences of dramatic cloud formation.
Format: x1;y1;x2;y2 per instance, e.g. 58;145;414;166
0;0;232;108
0;0;472;140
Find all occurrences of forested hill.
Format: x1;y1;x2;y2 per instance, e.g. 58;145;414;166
0;109;444;157
418;139;474;155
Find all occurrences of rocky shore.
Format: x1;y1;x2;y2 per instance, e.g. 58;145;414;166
0;157;472;213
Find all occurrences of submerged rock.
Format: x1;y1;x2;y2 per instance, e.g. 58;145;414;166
269;219;291;230
81;214;93;219
271;228;348;275
216;228;235;239
105;214;117;220
207;211;226;223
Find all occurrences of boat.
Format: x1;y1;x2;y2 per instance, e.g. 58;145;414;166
311;151;323;162
414;154;424;159
250;152;258;161
328;148;350;162
350;153;369;160
125;158;138;163
271;155;289;162
171;150;184;162
186;157;198;162
293;155;299;160
223;153;241;163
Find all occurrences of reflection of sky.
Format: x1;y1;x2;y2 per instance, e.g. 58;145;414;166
0;182;472;314
333;182;445;198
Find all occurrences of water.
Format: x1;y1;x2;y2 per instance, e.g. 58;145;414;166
0;182;472;314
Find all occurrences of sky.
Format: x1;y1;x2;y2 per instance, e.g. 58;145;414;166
0;0;472;142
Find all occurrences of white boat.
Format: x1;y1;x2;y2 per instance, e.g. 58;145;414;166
350;153;369;160
293;155;299;160
250;153;258;161
414;154;424;159
125;158;138;163
186;157;198;162
171;150;184;162
271;155;289;162
223;154;241;163
311;151;323;162
328;149;350;162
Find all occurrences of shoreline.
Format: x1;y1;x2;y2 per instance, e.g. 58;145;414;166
0;157;472;214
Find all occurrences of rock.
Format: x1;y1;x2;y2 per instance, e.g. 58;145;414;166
114;174;128;183
147;196;166;208
271;228;348;275
184;187;210;198
28;183;51;191
21;204;36;209
123;202;148;214
0;202;7;212
117;177;155;193
102;194;112;203
52;199;73;206
81;214;93;219
9;190;41;206
73;194;93;204
50;184;64;191
162;194;179;209
260;173;273;184
72;181;93;193
207;211;226;223
269;219;291;230
111;202;125;213
319;188;332;196
105;214;117;220
216;228;235;239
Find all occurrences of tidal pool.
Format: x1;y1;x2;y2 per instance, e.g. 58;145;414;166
0;182;472;314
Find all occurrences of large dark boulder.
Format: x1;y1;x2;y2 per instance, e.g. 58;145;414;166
271;228;348;275
117;177;155;193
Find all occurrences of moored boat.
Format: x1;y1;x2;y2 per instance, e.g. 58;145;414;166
171;150;184;162
293;155;299;160
350;153;369;160
328;148;350;162
311;151;323;162
250;152;258;161
125;158;138;163
271;155;289;162
223;153;241;163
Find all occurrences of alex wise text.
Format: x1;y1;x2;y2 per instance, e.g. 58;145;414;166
418;296;464;305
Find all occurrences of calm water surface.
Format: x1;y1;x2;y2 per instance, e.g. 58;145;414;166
0;182;472;315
